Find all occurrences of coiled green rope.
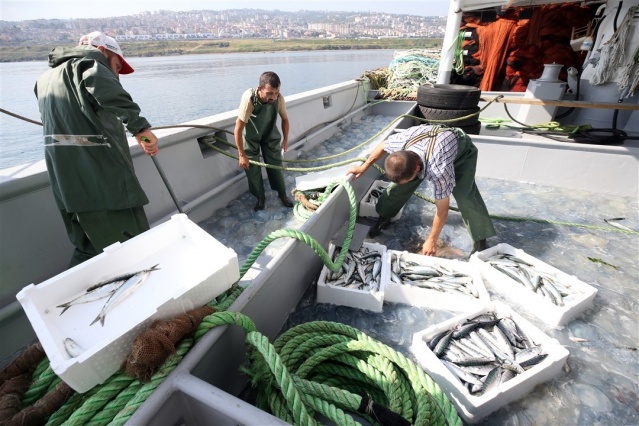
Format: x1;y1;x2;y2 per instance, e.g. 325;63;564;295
244;320;461;426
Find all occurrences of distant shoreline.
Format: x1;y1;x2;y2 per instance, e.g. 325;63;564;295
0;37;442;63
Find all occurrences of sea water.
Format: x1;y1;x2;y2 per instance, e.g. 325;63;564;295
197;114;639;425
0;50;395;169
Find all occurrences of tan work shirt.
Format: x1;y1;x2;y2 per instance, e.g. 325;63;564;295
237;88;288;123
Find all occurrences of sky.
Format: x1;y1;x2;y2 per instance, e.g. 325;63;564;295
0;0;452;21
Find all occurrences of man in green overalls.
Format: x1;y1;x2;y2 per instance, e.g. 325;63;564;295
234;71;294;211
35;31;159;267
348;124;496;255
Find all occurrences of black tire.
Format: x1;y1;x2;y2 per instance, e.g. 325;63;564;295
416;84;481;109
418;106;480;127
457;121;482;135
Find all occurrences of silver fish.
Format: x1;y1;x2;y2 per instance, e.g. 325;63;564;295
325;247;382;292
86;263;160;292
428;313;548;395
56;280;124;315
64;337;84;358
90;264;160;326
604;218;635;232
396;255;480;299
486;253;579;306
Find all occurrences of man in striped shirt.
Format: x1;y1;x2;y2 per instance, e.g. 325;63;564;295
348;124;495;256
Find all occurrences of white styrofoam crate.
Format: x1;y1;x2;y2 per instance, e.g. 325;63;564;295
16;214;239;393
358;180;403;222
294;164;353;191
317;241;386;312
410;301;570;423
469;243;597;326
383;250;491;312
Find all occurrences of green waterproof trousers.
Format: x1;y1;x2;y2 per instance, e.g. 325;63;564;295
375;133;496;242
60;207;150;268
243;137;287;198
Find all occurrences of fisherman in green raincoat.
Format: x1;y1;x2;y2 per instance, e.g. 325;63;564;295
348;124;496;256
234;71;294;211
34;31;159;267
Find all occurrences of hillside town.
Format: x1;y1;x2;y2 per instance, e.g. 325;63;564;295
0;9;447;45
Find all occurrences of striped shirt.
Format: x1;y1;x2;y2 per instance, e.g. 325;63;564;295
384;125;458;199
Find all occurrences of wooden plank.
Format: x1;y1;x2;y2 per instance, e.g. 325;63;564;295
479;96;639;111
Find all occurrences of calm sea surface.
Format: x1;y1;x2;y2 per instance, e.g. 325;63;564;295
0;49;395;170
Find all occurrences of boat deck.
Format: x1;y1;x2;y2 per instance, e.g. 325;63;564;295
135;114;638;424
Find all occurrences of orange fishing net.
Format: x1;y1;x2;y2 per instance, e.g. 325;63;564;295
474;14;518;91
458;4;590;92
124;305;215;382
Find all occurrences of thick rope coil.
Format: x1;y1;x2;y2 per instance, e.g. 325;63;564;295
244;319;462;426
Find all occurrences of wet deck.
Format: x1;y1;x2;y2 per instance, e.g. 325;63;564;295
196;114;639;425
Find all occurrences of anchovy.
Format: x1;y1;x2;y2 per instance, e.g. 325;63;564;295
90;264;160;326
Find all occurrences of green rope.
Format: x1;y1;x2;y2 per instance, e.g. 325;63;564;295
206;283;245;310
45;384;102;426
22;362;57;406
59;374;140;426
238;179;357;277
85;381;144;426
294;377;364;426
246;332;317;425
245;320;462;426
453;30;465;75
292;182;342;221
195;310;257;341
